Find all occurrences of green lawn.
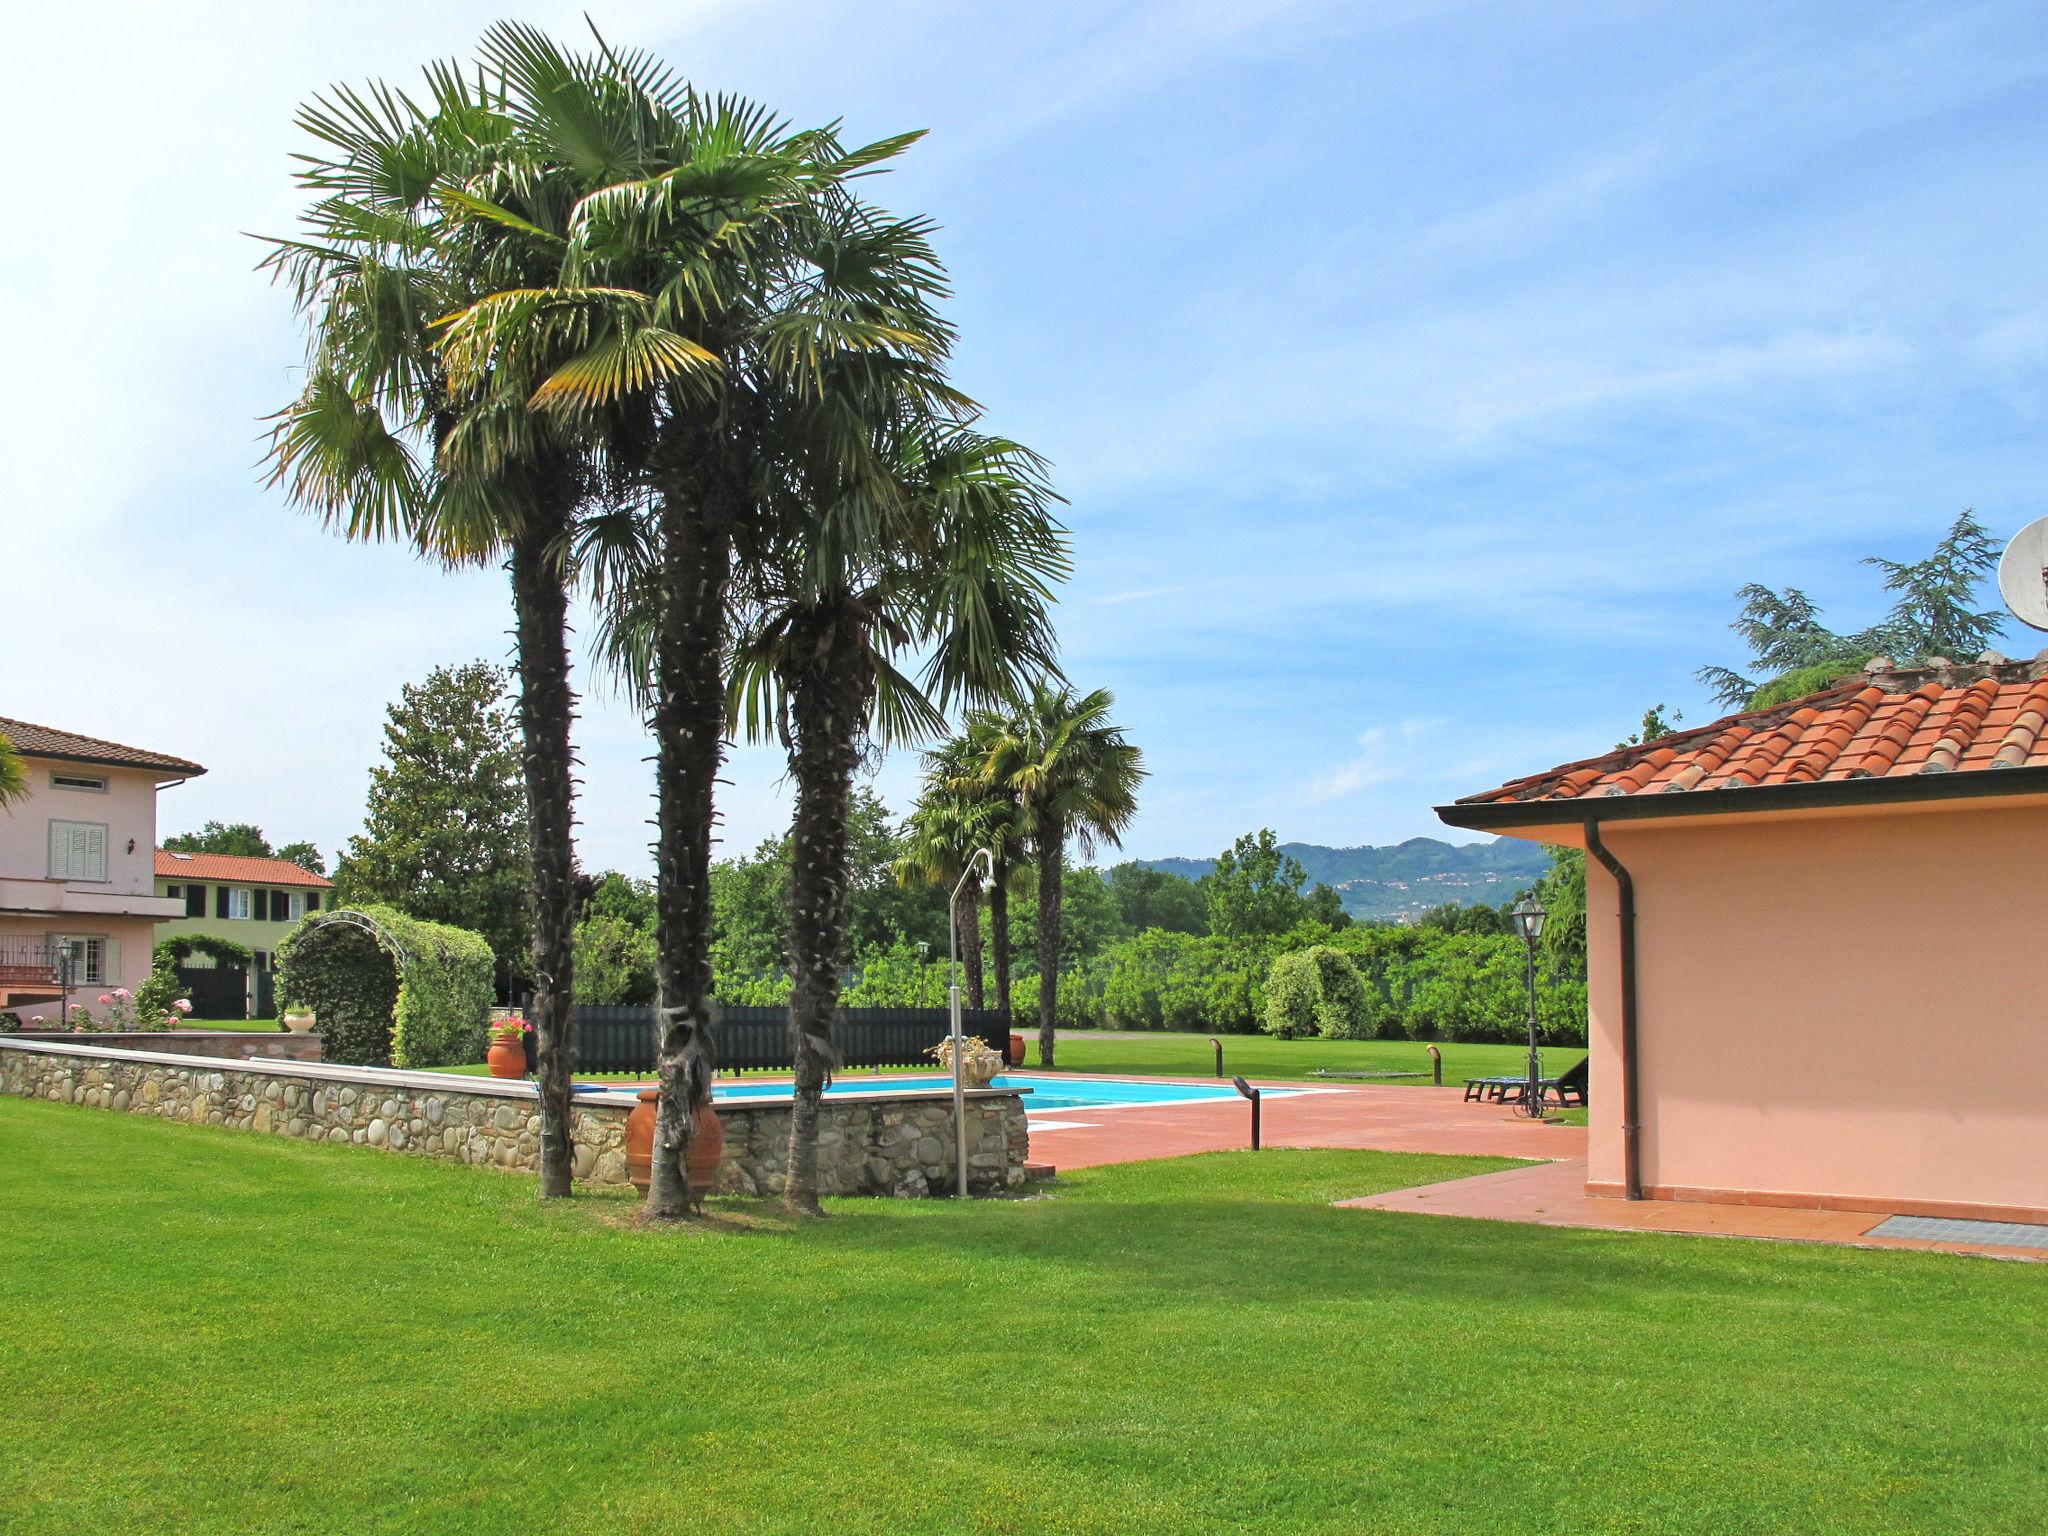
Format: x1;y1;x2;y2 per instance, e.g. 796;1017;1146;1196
3;1100;2042;1533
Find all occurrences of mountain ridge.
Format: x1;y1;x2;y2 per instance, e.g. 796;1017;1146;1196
1137;836;1550;922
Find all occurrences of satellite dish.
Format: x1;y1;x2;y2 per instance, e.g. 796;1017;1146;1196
1997;518;2048;633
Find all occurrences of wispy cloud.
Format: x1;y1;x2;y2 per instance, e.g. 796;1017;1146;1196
1091;584;1185;606
1303;719;1447;804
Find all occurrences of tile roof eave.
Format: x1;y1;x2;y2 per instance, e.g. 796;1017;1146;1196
27;746;208;778
1436;760;2048;835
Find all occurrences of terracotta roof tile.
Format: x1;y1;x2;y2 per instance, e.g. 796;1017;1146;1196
1458;658;2048;809
0;716;205;777
155;851;333;888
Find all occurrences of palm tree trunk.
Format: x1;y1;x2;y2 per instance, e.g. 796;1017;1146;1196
782;609;869;1215
990;869;1013;1026
956;871;986;1011
647;463;733;1219
1035;809;1064;1070
509;491;577;1200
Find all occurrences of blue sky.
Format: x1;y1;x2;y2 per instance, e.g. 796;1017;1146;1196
5;0;2046;874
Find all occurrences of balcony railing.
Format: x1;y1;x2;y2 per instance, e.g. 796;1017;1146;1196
0;941;64;990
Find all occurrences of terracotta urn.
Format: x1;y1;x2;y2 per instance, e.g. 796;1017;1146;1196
626;1089;659;1191
688;1104;725;1198
1008;1032;1027;1068
626;1091;725;1198
486;1037;528;1079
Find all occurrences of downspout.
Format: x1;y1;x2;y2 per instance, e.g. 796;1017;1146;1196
1582;819;1641;1201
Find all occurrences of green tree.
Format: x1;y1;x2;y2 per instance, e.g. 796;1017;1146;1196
1264;946;1374;1039
1206;829;1310;940
899;775;1015;1009
265;52;601;1200
1005;868;1130;973
730;420;1066;1211
163;821;274;858
574;913;657;1004
1698;511;2001;707
275;841;327;877
925;722;1033;1023
979;685;1146;1070
336;662;531;988
436;28;963;1218
1419;902;1509;937
1302;883;1351;931
1104;862;1208;935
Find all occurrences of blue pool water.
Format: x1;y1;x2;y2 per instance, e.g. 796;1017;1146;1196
579;1074;1301;1114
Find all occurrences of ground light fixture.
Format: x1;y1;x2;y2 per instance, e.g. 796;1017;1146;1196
1510;894;1549;1118
948;847;997;1197
1232;1075;1262;1149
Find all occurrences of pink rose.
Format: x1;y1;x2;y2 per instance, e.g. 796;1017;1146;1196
173;999;193;1014
97;994;112;1005
113;988;132;999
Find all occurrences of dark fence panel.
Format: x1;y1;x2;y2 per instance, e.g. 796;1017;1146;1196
569;1003;1009;1076
177;964;247;1021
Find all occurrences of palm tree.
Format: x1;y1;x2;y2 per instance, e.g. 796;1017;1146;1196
442;24;959;1216
264;63;601;1199
980;685;1146;1068
731;417;1066;1212
0;732;26;810
906;728;1030;1017
897;784;999;1008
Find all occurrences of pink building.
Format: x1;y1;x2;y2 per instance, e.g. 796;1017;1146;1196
0;717;205;1023
1441;655;2048;1226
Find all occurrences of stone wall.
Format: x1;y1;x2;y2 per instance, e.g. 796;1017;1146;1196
8;1030;321;1063
0;1038;1028;1197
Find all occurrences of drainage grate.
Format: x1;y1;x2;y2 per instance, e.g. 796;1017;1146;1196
1867;1215;2048;1250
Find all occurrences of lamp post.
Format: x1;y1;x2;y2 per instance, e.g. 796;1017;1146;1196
948;847;996;1198
1510;894;1548;1119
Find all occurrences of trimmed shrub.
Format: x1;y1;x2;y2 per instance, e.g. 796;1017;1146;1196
274;905;493;1068
1263;946;1374;1039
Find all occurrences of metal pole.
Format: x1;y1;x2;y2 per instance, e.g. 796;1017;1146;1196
948;848;995;1199
1523;934;1542;1116
1209;1036;1223;1078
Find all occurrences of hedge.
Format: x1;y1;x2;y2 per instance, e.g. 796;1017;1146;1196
154;933;253;969
274;905;494;1068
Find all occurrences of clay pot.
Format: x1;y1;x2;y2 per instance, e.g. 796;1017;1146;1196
282;1010;316;1034
1008;1032;1026;1067
688;1104;725;1198
626;1090;725;1199
486;1038;528;1079
626;1089;658;1192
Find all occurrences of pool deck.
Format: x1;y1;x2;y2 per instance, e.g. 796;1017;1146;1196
1017;1075;2045;1261
1021;1077;1583;1168
1339;1154;2048;1261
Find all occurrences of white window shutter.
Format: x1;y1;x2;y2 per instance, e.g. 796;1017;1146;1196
82;825;106;881
49;823;69;879
104;938;122;989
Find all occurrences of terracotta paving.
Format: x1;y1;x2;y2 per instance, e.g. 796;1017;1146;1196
1023;1080;1584;1170
1340;1155;2048;1262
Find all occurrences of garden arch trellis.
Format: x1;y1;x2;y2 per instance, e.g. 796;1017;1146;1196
274;905;495;1069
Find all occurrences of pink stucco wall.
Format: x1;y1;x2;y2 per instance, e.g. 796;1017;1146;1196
0;915;161;1021
0;760;186;1022
0;764;165;898
1577;794;2048;1220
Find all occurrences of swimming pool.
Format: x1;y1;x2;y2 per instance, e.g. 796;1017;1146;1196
580;1073;1304;1115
